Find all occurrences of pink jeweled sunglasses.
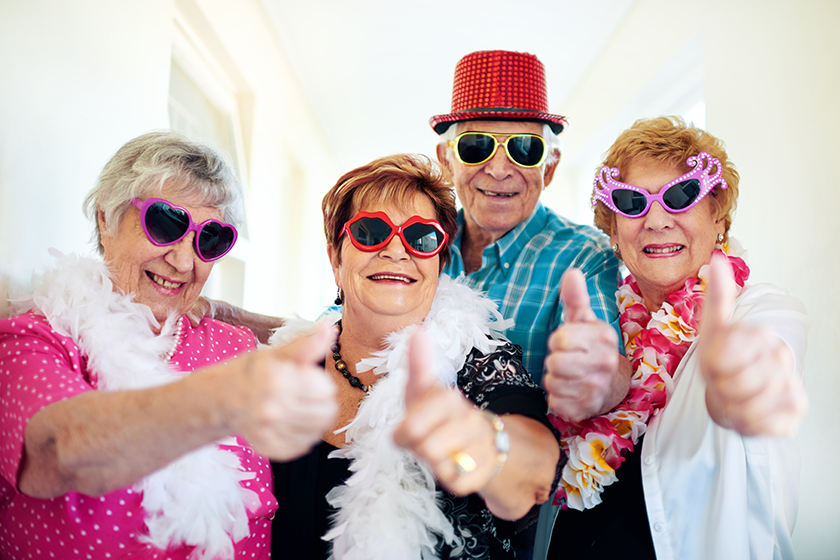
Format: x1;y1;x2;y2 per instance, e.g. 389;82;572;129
591;152;728;218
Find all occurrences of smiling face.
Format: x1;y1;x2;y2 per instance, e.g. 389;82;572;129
99;187;220;331
329;193;440;334
437;120;559;245
611;158;724;310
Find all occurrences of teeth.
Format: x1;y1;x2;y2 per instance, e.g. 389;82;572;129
370;274;412;283
151;273;182;289
644;246;684;254
480;189;515;198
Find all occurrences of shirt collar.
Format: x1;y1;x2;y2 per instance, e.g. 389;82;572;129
452;203;548;278
495;202;548;263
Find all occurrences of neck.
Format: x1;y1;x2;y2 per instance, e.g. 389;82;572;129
461;222;504;275
641;291;668;312
338;310;420;364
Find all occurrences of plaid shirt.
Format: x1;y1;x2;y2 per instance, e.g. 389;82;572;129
444;203;621;386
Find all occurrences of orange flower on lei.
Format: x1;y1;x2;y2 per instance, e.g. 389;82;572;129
550;242;749;510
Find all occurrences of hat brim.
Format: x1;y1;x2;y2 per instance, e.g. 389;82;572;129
430;110;567;135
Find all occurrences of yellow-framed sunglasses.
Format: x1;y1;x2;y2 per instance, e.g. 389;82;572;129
448;131;548;168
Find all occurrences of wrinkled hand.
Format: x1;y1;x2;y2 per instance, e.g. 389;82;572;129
231;322;338;461
186;296;215;328
393;329;499;496
699;255;808;436
543;268;620;422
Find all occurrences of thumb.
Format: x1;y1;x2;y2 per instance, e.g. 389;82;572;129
271;320;336;365
700;253;737;339
560;268;598;323
405;327;437;406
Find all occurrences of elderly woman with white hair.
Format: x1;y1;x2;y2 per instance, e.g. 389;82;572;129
0;131;338;559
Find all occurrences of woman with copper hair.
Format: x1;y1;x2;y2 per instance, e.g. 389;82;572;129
270;153;562;559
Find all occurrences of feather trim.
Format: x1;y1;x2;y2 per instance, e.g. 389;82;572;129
11;249;259;560
270;275;512;560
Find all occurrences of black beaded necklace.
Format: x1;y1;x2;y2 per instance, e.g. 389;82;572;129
332;320;371;394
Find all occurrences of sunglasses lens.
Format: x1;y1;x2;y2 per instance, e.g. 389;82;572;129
456;134;496;164
507;136;545;167
197;222;236;260
662;179;701;210
349;217;392;246
403;223;444;254
612;189;648;216
145;202;189;244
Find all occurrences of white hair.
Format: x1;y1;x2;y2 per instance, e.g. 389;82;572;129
83;131;244;255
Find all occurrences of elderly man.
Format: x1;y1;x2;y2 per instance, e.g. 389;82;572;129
430;50;630;418
429;50;633;560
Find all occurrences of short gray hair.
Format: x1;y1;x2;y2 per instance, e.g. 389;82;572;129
438;122;562;168
83;131;245;254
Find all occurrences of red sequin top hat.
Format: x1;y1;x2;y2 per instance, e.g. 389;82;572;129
430;50;567;135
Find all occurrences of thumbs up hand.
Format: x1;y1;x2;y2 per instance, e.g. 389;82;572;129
228;321;338;461
699;254;808;436
393;329;501;496
543;269;623;422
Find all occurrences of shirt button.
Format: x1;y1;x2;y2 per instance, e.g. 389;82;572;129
503;262;509;269
653;522;664;532
643;456;655;466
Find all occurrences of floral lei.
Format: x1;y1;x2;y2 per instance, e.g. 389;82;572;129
549;241;750;510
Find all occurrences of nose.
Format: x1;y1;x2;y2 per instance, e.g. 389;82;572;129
164;233;198;271
643;201;675;230
378;233;410;261
482;140;514;180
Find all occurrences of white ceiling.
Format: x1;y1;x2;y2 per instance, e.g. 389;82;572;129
259;0;638;171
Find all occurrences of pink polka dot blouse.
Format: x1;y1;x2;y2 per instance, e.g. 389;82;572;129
0;313;277;559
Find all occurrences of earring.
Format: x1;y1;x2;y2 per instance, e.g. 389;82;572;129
334;287;343;306
611;243;620;254
717;233;724;243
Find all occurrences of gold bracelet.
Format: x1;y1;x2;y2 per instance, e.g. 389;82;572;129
481;409;510;475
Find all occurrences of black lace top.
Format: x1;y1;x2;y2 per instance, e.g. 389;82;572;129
271;341;562;559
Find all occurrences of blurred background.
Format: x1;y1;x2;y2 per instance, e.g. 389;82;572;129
1;1;837;556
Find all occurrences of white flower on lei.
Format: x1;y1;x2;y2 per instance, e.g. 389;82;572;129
604;409;649;441
561;432;618;510
649;302;697;345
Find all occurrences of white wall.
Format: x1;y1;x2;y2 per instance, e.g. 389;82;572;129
0;0;339;320
707;2;840;557
544;1;840;557
0;0;173;309
184;0;340;318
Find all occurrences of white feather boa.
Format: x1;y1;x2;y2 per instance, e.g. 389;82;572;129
10;249;260;560
270;274;513;560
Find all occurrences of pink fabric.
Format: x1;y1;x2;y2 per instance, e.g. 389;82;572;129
0;313;276;559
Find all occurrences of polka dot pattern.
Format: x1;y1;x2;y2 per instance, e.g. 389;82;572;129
0;314;276;559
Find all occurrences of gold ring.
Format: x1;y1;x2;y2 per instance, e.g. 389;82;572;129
451;451;477;475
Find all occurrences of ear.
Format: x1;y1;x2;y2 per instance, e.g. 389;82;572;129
97;208;112;245
608;216;619;248
436;142;453;175
97;207;107;231
97;207;116;257
327;244;341;285
715;217;726;239
542;149;561;187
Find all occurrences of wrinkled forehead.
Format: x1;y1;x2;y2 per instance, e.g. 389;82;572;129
455;119;545;136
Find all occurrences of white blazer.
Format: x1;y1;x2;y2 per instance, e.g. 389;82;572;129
642;283;810;560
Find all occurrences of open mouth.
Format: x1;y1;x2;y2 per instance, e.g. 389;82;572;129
643;245;685;255
368;274;416;283
147;271;184;290
478;188;517;198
